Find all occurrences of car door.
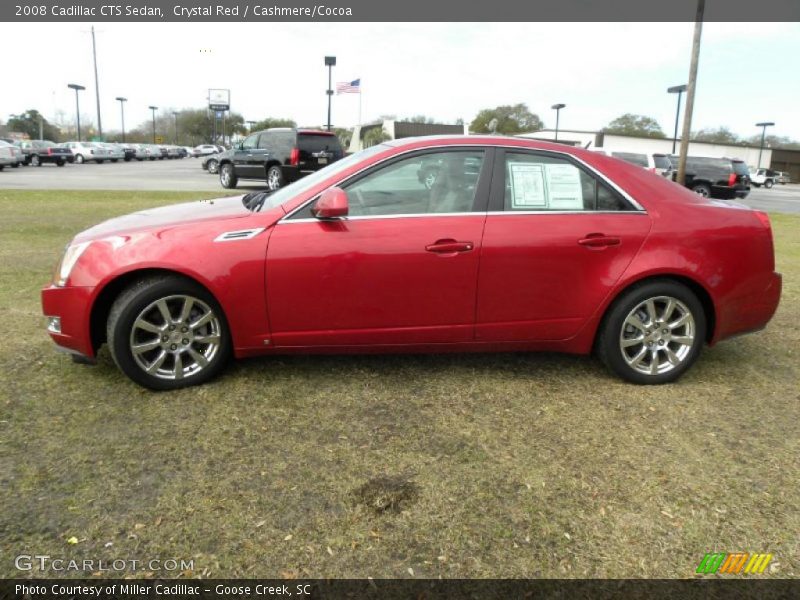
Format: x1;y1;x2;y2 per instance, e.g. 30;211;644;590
233;133;259;178
265;147;494;346
475;149;651;342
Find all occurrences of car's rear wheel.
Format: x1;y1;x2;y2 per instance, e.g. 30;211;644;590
107;276;231;390
30;155;41;167
597;280;706;384
57;160;65;167
267;165;284;191
207;159;219;174
75;154;84;164
220;163;238;189
691;183;711;197
765;180;773;189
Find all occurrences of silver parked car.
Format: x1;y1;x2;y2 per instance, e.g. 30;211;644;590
0;140;23;169
63;141;108;164
99;143;125;162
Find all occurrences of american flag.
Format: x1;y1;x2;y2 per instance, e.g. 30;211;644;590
336;79;361;94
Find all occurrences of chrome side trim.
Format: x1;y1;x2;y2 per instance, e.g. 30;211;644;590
213;227;265;242
280;210;647;224
279;143;646;223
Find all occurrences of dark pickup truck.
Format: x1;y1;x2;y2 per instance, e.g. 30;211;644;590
17;140;74;167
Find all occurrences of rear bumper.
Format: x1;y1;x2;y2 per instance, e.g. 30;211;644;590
41;284;95;358
714;272;782;343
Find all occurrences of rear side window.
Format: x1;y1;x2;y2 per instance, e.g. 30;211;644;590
653;155;671;169
503;152;633;212
611;152;648;167
299;133;343;158
732;161;749;176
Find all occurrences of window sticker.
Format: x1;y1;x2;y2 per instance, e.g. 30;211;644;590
509;163;547;208
545;163;584;209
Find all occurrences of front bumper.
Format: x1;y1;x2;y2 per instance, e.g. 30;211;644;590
41;284;95;358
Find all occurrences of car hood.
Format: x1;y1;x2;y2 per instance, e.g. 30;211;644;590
74;195;264;241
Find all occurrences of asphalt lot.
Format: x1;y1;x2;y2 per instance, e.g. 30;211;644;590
1;158;799;213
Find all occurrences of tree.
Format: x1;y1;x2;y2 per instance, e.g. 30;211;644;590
692;127;740;144
363;127;391;147
603;114;666;138
470;104;543;135
403;115;436;124
332;127;353;149
7;110;61;141
744;133;800;150
250;117;297;131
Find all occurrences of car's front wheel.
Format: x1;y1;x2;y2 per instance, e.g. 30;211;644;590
220;163;238;189
30;155;41;167
107;276;231;390
75;154;84;164
597;280;706;384
207;159;219;174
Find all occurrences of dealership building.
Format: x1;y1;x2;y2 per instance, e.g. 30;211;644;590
520;129;800;179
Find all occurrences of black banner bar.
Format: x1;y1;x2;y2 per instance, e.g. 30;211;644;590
3;0;800;22
2;579;800;600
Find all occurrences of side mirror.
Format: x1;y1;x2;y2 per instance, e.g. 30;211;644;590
312;187;349;219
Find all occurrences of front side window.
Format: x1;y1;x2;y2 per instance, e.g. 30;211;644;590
504;152;632;212
343;150;485;217
241;134;258;150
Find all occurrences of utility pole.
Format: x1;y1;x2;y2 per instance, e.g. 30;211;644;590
91;26;102;138
676;0;704;186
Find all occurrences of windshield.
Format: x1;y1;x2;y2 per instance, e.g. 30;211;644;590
253;144;389;211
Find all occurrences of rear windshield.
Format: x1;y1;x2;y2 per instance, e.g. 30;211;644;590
612;152;648;167
299;133;343;155
653;155;671;169
732;161;749;176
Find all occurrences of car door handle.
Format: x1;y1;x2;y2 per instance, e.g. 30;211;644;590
578;234;621;248
425;239;474;253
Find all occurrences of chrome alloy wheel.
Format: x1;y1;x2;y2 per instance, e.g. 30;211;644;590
129;295;221;381
619;296;696;376
267;168;281;190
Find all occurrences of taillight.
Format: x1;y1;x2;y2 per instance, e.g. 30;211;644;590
754;211;771;230
728;173;737;186
48;148;53;155
290;147;299;166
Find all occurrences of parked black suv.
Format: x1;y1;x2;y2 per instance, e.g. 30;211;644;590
219;128;344;190
667;155;750;200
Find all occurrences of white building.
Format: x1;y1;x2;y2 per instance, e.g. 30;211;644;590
519;129;773;171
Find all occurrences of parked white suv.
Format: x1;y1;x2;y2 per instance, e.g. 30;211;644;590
750;168;777;188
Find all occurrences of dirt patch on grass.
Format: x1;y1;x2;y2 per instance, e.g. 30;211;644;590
353;476;420;514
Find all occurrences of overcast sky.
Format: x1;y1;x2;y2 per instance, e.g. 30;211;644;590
2;22;798;139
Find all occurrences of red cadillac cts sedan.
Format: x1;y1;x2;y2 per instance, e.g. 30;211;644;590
42;136;781;390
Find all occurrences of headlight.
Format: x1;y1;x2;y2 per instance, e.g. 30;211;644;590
54;241;91;287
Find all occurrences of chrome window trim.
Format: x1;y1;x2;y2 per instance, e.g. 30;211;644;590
280;210;647;225
278;143;646;224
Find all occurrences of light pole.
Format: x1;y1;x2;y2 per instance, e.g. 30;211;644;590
551;103;566;141
324;55;336;131
115;97;127;143
172;111;179;145
148;105;158;144
755;122;774;170
667;84;687;154
91;26;103;138
67;84;86;141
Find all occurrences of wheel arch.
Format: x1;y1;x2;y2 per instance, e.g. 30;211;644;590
594;273;716;350
89;267;228;354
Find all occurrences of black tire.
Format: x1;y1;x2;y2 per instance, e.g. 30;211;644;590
30;155;41;167
691;182;711;198
220;163;238;189
111;159;119;163
266;165;284;191
106;275;231;390
75;154;84;164
56;160;65;167
12;163;19;168
764;180;773;189
207;159;219;174
0;165;4;171
753;183;761;188
596;279;706;385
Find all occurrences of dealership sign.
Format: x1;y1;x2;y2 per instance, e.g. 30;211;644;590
208;89;230;111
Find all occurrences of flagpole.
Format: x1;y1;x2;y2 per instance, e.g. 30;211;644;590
358;85;362;127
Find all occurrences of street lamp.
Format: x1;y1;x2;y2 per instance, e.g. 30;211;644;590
148;105;158;144
667;84;688;154
172;111;179;145
551;104;566;141
755;121;775;170
67;84;86;141
115;97;127;143
324;55;336;131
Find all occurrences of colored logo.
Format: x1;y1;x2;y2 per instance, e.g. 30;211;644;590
696;552;773;575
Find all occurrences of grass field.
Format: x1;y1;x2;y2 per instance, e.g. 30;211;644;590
0;190;797;579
